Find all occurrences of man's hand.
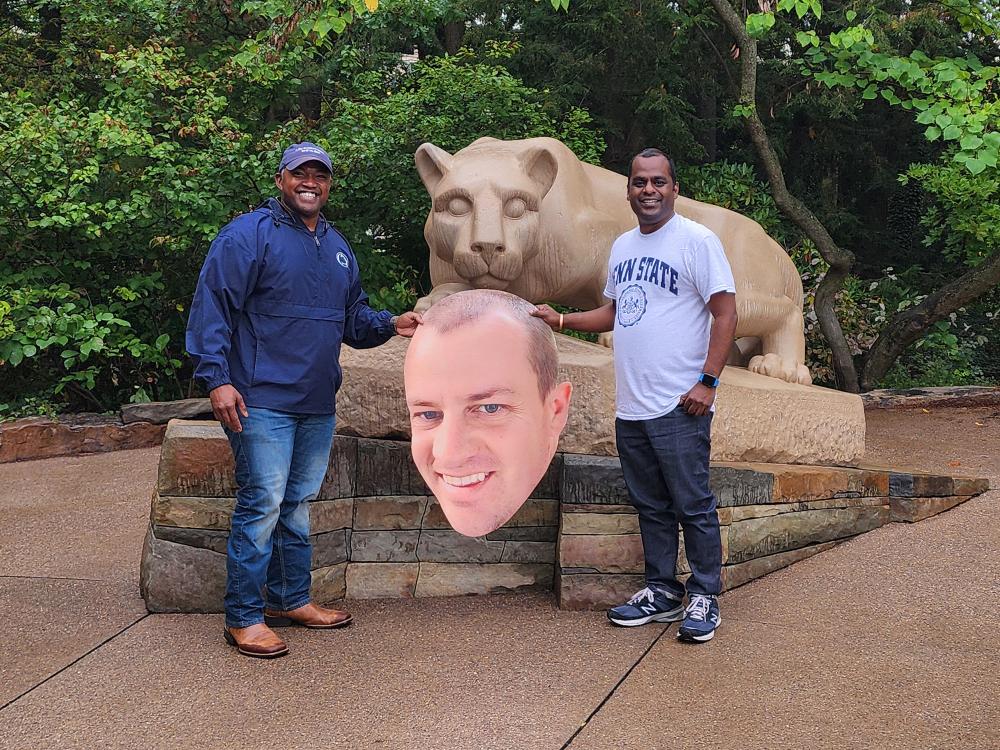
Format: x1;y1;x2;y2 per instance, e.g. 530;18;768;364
679;382;715;417
531;304;561;331
394;311;422;338
210;384;248;432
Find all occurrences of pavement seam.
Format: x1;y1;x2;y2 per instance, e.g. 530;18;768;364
0;613;149;713
560;623;672;749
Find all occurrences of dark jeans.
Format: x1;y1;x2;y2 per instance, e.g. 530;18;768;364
616;407;722;599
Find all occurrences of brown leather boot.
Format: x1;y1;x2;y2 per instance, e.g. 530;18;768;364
223;623;289;658
264;602;353;629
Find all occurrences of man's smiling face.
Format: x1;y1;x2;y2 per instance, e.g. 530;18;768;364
627;154;679;234
404;312;571;537
274;161;331;224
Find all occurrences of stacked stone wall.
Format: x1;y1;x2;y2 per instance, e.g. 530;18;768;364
140;420;989;613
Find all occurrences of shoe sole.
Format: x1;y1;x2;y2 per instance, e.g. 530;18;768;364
223;629;289;658
263;613;353;629
677;616;722;642
608;609;684;627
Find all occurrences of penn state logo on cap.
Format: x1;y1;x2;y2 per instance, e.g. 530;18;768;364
336;252;350;268
278;141;333;173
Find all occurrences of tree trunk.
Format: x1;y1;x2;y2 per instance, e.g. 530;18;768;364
708;0;860;392
440;21;464;55
859;251;1000;389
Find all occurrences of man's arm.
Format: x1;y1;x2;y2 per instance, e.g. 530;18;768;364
679;291;738;417
185;230;257;432
532;302;616;333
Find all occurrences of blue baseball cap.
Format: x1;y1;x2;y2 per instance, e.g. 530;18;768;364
278;142;333;173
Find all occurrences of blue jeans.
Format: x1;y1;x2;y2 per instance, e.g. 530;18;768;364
616;407;722;599
223;407;335;628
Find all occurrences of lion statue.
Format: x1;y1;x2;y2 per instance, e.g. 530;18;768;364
414;136;811;385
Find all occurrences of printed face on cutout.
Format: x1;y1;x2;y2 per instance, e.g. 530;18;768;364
404;313;572;537
627;155;679;234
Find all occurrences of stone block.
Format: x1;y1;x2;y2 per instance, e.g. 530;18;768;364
485;526;558;542
154;526;229;555
414;563;553;597
416;530;505;563
890;495;972;523
318;435;358;500
711;367;865;465
140;526;226;613
722;540;840;591
720;495;888;524
355;438;427;496
558;573;645;610
310;563;347;603
561;503;636;514
353;496;427;530
506;499;559;527
560;512;639;535
349;530;420;562
531;455;563;499
501;541;556;563
759;464;888;502
312;529;349;568
727;506;888;565
952;476;990;496
559;534;644;574
346;563;419;599
0;416;165;463
157;420;235;497
710;465;773;507
560;455;629;505
421;498;450;529
152;494;234;530
122;398;213;424
889;471;957;498
310;498;354;535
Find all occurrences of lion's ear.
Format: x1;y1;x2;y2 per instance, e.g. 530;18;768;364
415;143;454;193
519;146;558;198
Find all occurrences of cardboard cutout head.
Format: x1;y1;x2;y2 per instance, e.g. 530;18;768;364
404;290;572;536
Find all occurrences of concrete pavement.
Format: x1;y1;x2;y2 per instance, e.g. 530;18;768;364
1;419;997;749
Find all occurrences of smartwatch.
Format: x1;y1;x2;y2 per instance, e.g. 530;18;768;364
698;372;720;388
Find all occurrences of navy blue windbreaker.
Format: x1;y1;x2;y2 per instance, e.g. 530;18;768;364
185;198;395;415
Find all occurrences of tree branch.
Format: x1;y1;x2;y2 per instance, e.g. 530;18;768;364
707;0;860;392
859;250;1000;389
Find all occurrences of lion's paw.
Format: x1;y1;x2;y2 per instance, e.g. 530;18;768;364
748;353;812;385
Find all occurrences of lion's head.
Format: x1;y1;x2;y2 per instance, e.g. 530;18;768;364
415;139;558;290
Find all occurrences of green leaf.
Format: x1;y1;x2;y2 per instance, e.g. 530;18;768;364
925;126;942;141
966;158;986;175
960;135;984;151
155;333;170;351
942;124;961;140
846;9;857;22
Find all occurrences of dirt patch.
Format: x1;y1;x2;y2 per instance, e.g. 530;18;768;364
864;406;1000;481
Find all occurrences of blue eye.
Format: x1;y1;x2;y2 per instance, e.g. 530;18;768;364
478;404;503;414
414;411;442;421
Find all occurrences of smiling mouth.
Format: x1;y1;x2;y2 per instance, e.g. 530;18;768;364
297;190;320;200
439;471;493;488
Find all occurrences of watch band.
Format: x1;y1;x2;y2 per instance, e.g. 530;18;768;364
698;372;720;388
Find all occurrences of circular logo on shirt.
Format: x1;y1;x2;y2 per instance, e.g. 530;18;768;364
336;252;350;268
617;284;647;327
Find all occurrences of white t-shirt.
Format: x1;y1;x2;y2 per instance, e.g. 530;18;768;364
603;214;736;420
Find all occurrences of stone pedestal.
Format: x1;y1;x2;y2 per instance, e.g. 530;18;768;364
338;335;865;465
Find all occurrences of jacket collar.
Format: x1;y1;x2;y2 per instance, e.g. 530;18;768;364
260;197;329;236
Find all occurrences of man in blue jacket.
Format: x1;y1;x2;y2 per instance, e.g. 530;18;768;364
186;142;421;658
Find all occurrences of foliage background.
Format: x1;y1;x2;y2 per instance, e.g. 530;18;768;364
1;0;997;417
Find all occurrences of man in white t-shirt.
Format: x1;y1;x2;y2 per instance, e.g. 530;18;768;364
534;148;737;642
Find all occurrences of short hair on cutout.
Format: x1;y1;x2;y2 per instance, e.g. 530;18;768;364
628;148;677;183
421;290;559;398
